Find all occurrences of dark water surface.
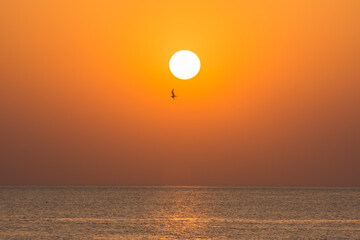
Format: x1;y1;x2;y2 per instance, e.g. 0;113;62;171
0;186;359;239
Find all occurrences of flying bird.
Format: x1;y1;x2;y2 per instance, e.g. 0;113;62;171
171;88;177;99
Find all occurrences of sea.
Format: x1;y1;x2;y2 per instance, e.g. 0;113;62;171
0;186;359;239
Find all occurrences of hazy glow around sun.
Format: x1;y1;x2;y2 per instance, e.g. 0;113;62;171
169;50;200;80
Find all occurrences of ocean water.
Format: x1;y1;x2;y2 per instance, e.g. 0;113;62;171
0;186;359;239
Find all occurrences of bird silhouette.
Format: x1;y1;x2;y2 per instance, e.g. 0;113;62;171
171;88;177;99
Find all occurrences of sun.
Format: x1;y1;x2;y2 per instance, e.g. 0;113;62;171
169;50;200;80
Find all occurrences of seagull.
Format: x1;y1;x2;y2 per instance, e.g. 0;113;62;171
171;88;177;99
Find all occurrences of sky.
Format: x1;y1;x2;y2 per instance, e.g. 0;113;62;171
0;0;359;186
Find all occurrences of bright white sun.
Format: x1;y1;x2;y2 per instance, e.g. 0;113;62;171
169;50;200;80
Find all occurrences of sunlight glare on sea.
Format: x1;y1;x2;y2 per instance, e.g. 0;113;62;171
0;186;359;239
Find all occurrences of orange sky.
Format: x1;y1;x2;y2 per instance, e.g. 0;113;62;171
0;0;359;186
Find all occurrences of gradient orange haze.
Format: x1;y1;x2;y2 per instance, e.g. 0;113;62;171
0;0;359;186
